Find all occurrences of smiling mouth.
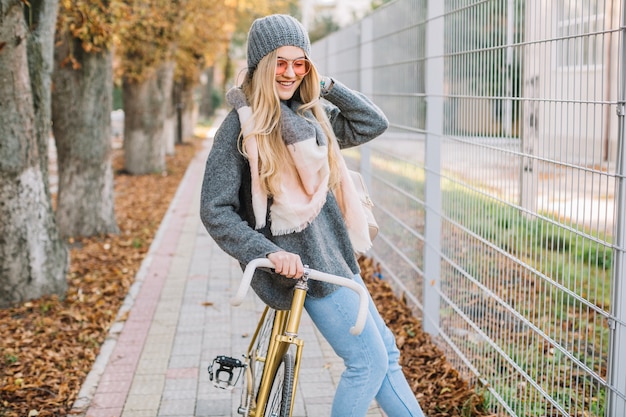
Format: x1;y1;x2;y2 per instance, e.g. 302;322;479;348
278;80;296;87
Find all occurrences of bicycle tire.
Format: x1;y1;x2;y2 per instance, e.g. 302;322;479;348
239;307;275;416
264;348;295;417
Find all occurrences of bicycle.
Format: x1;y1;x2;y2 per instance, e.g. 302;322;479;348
208;258;369;417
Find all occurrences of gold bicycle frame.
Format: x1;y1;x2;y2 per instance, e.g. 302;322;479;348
231;259;366;417
248;279;308;417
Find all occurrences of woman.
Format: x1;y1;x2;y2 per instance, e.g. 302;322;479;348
200;13;425;417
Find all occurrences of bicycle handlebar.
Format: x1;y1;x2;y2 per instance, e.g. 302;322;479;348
231;258;369;336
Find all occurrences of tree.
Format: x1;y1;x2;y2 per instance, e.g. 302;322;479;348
172;0;237;141
0;0;68;308
308;15;341;43
112;0;297;175
198;66;218;119
51;0;119;238
218;0;294;94
114;0;183;175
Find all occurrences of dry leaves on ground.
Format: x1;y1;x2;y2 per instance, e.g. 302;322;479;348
1;135;490;417
0;141;198;417
359;256;492;417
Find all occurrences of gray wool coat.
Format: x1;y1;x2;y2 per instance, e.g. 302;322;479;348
199;80;388;310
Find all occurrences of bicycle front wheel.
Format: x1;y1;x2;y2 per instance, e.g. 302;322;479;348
264;348;295;417
240;307;275;416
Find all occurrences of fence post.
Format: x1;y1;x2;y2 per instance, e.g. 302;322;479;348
359;17;373;180
607;2;626;414
326;35;339;81
503;0;514;137
423;0;444;335
311;37;327;75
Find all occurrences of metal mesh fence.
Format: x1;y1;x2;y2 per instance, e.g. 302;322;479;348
311;0;626;416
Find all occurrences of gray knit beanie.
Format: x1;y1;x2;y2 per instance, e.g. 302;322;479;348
247;14;311;70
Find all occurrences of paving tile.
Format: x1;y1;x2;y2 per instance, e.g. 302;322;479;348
85;407;123;417
304;403;333;416
162;388;197;400
166;366;198;379
122;409;160;417
123;393;161;411
128;374;166;396
98;370;134;383
163;377;197;392
96;377;132;394
135;358;168;374
158;398;196;416
170;343;201;357
195;398;232;416
168;355;201;369
92;391;127;409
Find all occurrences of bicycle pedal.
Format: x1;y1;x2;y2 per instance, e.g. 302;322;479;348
208;355;246;390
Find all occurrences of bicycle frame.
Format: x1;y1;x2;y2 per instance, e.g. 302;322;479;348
216;258;369;417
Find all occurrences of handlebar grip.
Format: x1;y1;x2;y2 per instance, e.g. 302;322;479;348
303;269;369;335
230;258;369;335
230;258;274;306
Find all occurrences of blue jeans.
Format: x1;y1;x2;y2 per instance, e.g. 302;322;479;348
305;274;425;417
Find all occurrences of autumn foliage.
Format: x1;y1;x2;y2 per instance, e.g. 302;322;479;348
55;0;239;85
113;0;186;83
0;143;199;416
360;257;493;416
55;0;118;69
173;0;237;87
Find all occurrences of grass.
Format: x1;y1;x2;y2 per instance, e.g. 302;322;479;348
349;148;614;417
440;179;612;416
440;177;613;306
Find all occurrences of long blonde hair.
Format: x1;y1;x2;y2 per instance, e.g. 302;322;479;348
239;49;341;197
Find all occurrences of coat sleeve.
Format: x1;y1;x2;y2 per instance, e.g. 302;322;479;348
322;79;389;148
199;110;282;266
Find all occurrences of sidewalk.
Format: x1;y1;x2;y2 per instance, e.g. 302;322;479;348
71;111;384;417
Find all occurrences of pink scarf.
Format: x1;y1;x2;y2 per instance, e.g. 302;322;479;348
237;103;372;254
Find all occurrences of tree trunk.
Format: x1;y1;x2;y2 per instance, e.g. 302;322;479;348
198;66;215;118
123;61;174;174
180;83;198;143
0;0;68;308
52;35;119;238
164;113;176;155
164;78;176;155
